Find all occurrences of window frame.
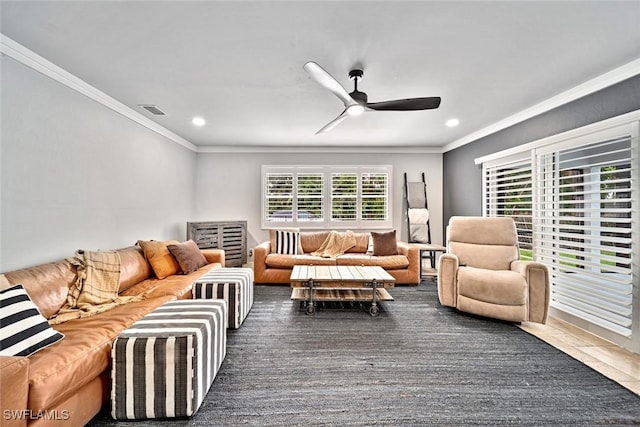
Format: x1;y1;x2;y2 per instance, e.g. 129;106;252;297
261;165;392;229
477;112;639;354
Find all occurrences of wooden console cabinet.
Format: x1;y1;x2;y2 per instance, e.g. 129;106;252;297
187;221;247;267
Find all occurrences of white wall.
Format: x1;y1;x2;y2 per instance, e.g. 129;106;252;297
0;56;197;271
194;151;443;259
0;54;442;271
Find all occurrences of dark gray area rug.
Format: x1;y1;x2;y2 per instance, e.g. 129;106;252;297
89;279;640;426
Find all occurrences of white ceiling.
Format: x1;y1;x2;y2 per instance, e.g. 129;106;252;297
2;1;640;150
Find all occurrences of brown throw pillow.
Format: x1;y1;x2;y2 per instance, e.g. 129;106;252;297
371;230;398;256
167;240;208;274
137;240;181;279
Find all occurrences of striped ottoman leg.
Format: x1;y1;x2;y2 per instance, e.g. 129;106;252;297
111;299;227;419
193;268;254;329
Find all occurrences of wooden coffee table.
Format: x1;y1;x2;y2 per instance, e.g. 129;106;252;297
290;265;395;316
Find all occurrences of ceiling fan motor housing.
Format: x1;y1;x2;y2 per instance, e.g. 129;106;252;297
348;69;367;105
350;89;368;105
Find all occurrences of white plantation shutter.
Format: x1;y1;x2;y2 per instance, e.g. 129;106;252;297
262;166;391;228
331;173;357;221
535;135;634;337
265;172;293;223
361;173;389;221
297;173;324;222
484;157;533;260
480;115;639;350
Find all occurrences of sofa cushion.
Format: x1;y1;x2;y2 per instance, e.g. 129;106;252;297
25;296;172;412
448;242;518;271
335;254;410;270
117;246;153;293
344;232;370;253
3;261;77;320
0;284;65;357
120;264;218;300
167;240;208;274
300;231;331;253
265;254;336;268
371;230;398;256
457;266;527;305
137;240;181;279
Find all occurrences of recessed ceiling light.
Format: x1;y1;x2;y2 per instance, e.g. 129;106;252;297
445;118;460;127
192;116;206;127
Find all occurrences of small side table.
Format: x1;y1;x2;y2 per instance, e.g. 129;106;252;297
409;243;446;278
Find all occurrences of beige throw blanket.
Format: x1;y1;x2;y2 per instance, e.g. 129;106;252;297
311;230;357;258
50;250;141;324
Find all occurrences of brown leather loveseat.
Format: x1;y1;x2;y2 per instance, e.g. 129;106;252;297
254;230;419;285
0;244;224;427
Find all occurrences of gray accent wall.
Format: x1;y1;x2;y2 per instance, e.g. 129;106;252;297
443;74;640;227
1;56;197;271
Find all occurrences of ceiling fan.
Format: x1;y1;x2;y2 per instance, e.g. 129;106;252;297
303;61;441;134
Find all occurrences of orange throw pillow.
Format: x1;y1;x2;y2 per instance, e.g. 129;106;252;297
137;240;180;279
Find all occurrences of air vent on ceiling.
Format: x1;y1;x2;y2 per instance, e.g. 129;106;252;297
139;104;166;116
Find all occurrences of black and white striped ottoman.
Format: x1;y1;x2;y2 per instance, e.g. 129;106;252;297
110;299;227;420
193;267;253;329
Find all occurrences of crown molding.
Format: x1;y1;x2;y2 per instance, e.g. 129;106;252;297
0;33;198;152
196;145;443;154
443;57;640;153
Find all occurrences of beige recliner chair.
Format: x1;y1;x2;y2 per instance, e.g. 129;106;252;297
437;216;549;324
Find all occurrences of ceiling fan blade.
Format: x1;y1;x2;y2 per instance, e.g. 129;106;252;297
304;61;355;108
367;97;441;111
316;110;349;134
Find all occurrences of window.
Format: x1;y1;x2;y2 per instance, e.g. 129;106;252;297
297;173;324;222
478;115;638;352
262;165;392;229
331;173;357;221
484;156;533;260
536;136;633;338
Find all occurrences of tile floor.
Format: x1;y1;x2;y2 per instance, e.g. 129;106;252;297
519;317;640;396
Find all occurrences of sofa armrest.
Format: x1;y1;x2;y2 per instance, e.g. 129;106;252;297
201;249;225;267
437;253;459;308
253;241;271;283
397;241;420;282
511;260;550;324
1;356;29;427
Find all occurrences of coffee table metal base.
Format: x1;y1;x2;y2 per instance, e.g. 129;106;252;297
291;286;394;316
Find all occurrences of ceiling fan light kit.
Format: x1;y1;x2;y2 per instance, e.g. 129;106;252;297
303;61;441;134
346;104;365;116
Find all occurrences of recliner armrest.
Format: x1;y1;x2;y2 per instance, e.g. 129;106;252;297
511;260;550;324
437;253;459;308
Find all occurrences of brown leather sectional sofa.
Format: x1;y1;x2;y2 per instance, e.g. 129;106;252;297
254;230;420;285
0;245;224;427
